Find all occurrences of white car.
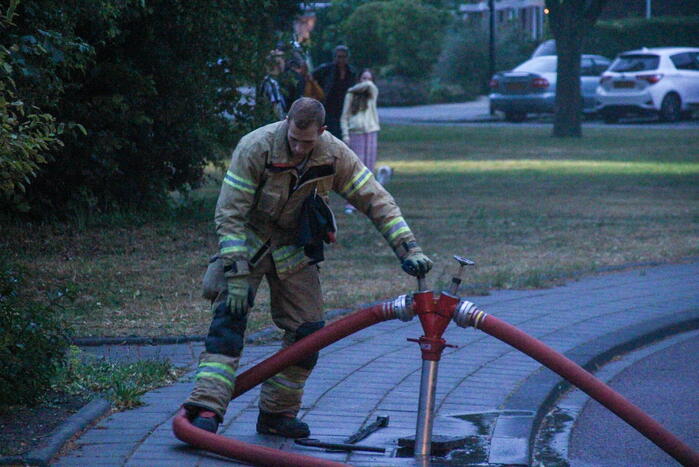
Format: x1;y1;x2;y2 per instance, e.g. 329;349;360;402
596;47;699;123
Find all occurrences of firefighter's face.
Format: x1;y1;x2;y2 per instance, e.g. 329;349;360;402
287;120;325;160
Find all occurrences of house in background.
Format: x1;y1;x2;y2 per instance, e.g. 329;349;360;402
459;0;545;40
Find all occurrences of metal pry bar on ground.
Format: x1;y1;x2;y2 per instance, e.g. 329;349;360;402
294;438;386;453
344;415;390;444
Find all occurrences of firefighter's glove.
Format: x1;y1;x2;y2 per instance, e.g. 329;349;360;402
401;252;433;277
226;277;252;318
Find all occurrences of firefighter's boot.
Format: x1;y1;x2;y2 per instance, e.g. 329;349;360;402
256;411;310;438
190;409;220;434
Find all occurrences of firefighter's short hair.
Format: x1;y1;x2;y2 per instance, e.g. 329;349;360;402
288;97;325;129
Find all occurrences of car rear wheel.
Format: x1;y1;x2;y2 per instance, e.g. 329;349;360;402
659;93;681;122
505;111;526;123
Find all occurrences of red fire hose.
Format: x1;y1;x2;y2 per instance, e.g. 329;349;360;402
173;299;411;466
470;312;699;466
173;288;699;466
172;408;346;467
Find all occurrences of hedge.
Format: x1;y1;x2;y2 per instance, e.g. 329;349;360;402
587;16;699;59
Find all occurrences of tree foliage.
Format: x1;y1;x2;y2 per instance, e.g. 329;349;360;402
342;2;390;70
1;0;298;216
309;0;372;66
311;0;449;79
383;0;450;77
0;1;65;210
341;0;449;78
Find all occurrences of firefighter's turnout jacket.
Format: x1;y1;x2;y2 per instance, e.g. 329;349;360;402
216;119;421;279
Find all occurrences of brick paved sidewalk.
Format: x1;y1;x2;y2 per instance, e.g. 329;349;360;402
54;262;699;466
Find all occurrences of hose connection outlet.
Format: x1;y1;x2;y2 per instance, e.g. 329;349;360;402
453;299;487;329
381;294;415;322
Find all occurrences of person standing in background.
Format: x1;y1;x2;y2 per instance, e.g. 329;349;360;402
259;50;286;120
340;69;380;214
300;62;324;102
312;45;356;138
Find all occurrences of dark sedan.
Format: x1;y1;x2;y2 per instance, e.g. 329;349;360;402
489;54;611;122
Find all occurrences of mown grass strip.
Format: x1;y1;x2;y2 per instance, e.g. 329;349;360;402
388;159;699;175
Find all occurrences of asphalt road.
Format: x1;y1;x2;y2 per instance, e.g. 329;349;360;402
378;97;699;129
568;333;699;467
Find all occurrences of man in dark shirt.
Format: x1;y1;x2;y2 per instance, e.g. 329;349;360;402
312;45;356;138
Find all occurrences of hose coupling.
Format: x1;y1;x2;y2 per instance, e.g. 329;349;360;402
453;299;487;329
382;294;415;322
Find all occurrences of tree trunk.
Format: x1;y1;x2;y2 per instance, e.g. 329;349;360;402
551;6;584;137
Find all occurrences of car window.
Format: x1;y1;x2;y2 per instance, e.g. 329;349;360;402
671;52;699;71
610;54;660;72
581;58;595;76
592;59;610;76
513;56;557;73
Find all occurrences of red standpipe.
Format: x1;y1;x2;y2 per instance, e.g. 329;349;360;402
173;300;409;467
473;313;699;467
410;290;460;457
411;290;459;361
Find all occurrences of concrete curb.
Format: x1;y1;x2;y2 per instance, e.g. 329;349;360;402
489;307;699;466
71;256;699;348
0;398;111;466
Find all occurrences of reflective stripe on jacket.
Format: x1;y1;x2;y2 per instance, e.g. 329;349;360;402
215;120;418;279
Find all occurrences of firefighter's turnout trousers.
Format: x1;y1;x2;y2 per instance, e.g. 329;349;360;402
185;254;324;422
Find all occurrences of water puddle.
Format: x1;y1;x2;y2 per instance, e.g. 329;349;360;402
532;406;576;466
391;410;535;464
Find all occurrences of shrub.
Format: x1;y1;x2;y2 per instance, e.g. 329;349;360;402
0;258;72;406
376;76;475;106
55;347;178;409
587;16;699;59
376;76;431;106
428;79;475;103
435;21;536;95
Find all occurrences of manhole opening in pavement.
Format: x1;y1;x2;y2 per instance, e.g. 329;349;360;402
395;434;482;459
394;410;535;462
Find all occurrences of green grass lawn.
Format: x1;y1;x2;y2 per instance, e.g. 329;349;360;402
5;125;698;337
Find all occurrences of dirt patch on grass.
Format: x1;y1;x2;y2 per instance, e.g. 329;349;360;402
0;392;89;458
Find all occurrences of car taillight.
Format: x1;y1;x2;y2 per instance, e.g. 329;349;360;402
532;77;549;88
489;78;499;89
599;75;613;85
636;74;663;84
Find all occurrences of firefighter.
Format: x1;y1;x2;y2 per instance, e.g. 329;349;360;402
183;97;432;438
